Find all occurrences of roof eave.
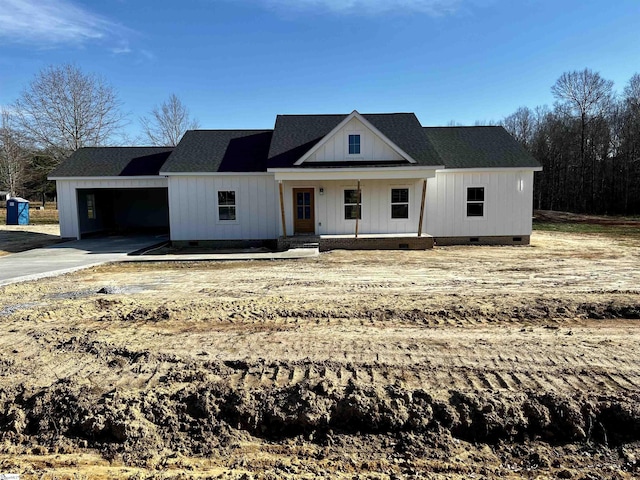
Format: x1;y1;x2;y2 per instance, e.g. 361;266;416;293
49;175;167;181
436;166;542;173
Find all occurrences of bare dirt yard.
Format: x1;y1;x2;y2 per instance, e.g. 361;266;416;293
1;220;640;479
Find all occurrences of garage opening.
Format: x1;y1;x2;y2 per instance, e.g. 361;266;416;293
77;188;169;238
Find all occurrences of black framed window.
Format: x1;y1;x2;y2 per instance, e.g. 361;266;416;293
466;187;484;217
344;189;361;219
391;188;409;219
348;134;361;155
218;190;236;221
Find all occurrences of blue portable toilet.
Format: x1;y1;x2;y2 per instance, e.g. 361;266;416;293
6;197;29;225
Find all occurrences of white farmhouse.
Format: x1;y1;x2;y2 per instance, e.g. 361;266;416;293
50;111;541;250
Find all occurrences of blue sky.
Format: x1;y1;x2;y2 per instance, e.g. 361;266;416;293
1;0;639;141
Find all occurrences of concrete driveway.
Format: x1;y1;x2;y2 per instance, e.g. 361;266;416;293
0;235;167;286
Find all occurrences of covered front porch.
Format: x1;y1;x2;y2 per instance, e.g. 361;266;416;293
269;166;437;251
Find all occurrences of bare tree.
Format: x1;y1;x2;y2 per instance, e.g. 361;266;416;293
501;106;535;148
552;68;614;119
13;64;126;162
0;109;28;198
623;73;640;109
617;73;640;212
551;69;614;159
551;68;614;211
140;94;200;146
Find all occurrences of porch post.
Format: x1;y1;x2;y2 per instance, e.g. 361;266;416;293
417;179;427;237
279;181;287;238
355;179;361;238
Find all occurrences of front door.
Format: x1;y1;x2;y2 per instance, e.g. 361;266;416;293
293;188;315;234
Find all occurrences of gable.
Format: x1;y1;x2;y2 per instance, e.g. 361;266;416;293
268;112;442;168
299;116;406;164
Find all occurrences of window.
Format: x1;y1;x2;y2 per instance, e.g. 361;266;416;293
218;190;236;221
86;194;96;220
466;187;484;217
296;191;312;220
348;134;361;155
391;188;409;219
344;189;361;219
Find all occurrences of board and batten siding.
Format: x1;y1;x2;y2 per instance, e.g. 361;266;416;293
281;179;425;236
168;175;278;241
305;117;405;163
425;170;534;237
55;178;168;239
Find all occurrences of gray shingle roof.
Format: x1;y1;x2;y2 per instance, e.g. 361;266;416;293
424;126;541;169
267;113;443;168
49;119;541;178
49;147;173;177
161;130;273;173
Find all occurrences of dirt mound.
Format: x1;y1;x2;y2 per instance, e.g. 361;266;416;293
2;377;640;468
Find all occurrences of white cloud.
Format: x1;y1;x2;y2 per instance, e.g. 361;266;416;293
0;0;127;46
111;43;132;55
258;0;465;15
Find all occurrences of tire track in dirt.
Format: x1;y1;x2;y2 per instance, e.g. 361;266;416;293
3;308;640;399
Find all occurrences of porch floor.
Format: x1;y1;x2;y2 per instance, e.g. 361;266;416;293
278;233;433;251
319;233;432;239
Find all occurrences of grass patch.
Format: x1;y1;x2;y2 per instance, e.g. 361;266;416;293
533;222;640;237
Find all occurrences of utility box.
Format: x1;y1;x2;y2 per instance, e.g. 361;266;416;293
6;197;29;225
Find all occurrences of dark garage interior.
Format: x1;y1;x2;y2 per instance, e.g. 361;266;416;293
77;188;169;238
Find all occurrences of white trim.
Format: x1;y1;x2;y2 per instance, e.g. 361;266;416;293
160;171;274;177
293;110;418;165
271;166;441;173
49;175;165;181
270;166;440;182
436;166;542;173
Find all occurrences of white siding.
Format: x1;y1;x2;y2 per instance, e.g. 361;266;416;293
306;117;405;163
58;170;535;242
55;178;168;239
168;175;278;241
425;170;534;237
281;179;425;236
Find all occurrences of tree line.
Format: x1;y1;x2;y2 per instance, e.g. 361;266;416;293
2;64;638;215
0;64;198;203
500;68;640;215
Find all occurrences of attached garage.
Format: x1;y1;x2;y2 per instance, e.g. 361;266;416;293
49;148;173;240
76;187;169;238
